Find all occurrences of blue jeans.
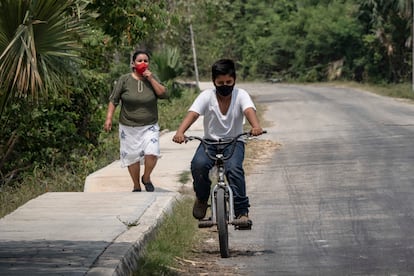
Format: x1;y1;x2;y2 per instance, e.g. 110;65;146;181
191;141;250;216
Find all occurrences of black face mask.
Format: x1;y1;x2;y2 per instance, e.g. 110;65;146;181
215;85;234;97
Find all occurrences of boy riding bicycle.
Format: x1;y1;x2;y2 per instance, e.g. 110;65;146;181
172;59;264;227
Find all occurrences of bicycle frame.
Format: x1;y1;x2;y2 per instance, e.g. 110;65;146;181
186;131;266;258
186;132;259;226
210;154;235;225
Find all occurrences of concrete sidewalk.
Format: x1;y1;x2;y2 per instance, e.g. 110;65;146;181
0;121;204;275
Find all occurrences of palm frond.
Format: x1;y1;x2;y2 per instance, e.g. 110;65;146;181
0;0;84;116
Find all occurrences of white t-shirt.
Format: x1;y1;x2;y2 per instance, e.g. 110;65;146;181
189;87;256;140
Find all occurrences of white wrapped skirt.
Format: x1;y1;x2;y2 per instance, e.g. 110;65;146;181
119;123;160;167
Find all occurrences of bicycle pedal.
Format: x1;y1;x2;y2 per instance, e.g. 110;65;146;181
233;218;252;230
235;224;252;230
198;219;215;228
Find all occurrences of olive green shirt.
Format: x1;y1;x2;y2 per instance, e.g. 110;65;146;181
109;73;168;127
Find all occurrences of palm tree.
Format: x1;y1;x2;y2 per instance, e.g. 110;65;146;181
0;0;84;117
0;0;85;182
151;47;184;98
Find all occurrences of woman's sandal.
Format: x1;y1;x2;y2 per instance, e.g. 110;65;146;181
141;176;155;192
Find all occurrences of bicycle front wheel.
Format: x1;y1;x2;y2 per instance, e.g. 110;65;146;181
216;188;229;258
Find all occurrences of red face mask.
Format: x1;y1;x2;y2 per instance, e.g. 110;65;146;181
135;63;148;75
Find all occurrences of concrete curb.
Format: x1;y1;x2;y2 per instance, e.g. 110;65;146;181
0;91;207;275
86;193;181;275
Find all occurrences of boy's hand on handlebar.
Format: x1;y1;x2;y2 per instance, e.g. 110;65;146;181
250;127;264;136
172;132;186;144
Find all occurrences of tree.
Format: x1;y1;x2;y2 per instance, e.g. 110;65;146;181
358;0;412;82
0;0;88;185
86;0;169;48
0;0;84;117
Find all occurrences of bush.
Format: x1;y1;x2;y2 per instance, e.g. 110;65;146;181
151;47;185;99
0;85;104;186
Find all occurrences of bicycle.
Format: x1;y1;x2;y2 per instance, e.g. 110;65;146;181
185;131;266;258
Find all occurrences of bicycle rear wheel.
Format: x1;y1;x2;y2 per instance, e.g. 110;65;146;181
216;188;229;258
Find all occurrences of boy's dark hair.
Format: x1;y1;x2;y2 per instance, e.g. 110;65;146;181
212;59;236;81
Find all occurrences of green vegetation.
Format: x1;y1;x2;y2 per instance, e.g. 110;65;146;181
134;196;199;276
173;0;412;83
354;83;414;101
321;81;414;101
0;88;198;218
133;109;279;275
0;1;412;274
158;87;198;131
1;0;413;216
178;171;192;185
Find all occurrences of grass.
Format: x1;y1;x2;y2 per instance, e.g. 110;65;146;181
317;81;414;101
0;129;120;218
158;87;199;131
178;170;191;185
134;196;199;276
0;88;199;218
132;137;280;275
132;96;280;275
132;80;414;274
0;80;411;272
2;81;409;218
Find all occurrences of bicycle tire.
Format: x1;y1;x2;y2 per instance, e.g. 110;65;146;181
216;188;229;258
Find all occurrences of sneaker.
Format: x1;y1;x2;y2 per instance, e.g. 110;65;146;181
192;199;208;219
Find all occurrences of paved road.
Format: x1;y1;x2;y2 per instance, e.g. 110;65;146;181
220;84;414;275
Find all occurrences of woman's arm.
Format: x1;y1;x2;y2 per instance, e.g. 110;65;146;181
104;102;116;132
143;70;167;97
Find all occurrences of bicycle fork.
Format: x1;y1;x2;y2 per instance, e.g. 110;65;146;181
210;183;235;225
198;162;236;228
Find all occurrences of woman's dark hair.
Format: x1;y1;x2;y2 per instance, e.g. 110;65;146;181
132;49;150;63
211;59;236;81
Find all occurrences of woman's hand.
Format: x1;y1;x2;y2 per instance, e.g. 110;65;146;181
143;69;167;97
104;103;116;132
142;69;152;80
104;118;112;132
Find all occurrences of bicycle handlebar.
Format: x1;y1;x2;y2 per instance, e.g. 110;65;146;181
185;131;267;161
